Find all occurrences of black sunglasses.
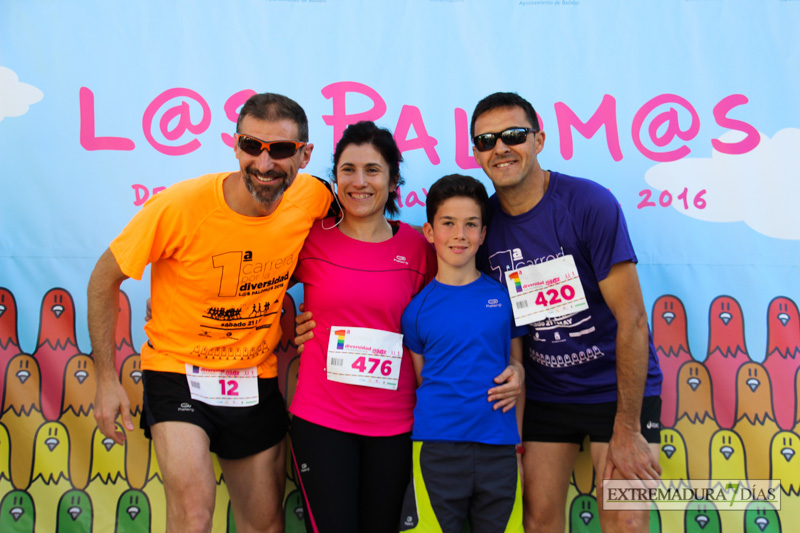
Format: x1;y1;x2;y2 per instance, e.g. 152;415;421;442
235;133;306;160
472;127;538;152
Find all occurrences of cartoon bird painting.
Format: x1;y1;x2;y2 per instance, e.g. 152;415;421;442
704;295;751;430
732;362;780;480
684;500;721;533
0;288;23;408
763;296;800;431
283;489;306;533
0;422;13;497
58;353;96;490
119;353;143;417
275;293;300;401
285;356;301;409
142;441;166;530
795;369;800;436
709;429;747;481
0;489;35;532
571;436;595;495
649;506;661;533
659;428;689;486
55;489;92;533
674;361;719;480
86;423;128;529
27;420;71;533
31;288;82;422
770;430;800;497
211;453;233;533
285;434;296;485
143;438;162;486
567;493;601;533
743;500;781;533
1;353;45;490
115;290;138;372
652;295;694;428
120;354;150;491
115;488;151;533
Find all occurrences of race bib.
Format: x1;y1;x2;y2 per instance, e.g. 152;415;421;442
185;364;258;406
504;254;588;327
326;326;403;391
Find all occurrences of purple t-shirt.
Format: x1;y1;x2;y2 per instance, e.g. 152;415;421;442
479;171;662;403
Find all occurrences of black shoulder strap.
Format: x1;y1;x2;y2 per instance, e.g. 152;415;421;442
312;175;341;218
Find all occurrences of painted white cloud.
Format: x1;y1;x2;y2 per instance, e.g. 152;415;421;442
644;128;800;240
0;66;44;121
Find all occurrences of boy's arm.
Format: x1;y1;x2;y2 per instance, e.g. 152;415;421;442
410;349;424;387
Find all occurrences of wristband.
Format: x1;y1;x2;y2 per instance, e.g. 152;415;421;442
516;444;525;455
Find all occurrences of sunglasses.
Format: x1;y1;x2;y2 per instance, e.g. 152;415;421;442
472;127;538;152
235;133;306;160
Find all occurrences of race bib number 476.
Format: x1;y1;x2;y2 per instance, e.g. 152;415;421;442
326;326;403;390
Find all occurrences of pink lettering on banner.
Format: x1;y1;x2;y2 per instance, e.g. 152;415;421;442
132;184;167;206
555;95;623;162
394;105;440;165
632;94;700;162
454;108;480;169
221;89;257;147
143;88;212;156
321;81;387;146
79;87;135;151
711;94;760;155
395;187;428;209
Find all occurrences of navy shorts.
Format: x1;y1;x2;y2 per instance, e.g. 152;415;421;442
141;369;288;459
399;441;523;532
522;395;662;444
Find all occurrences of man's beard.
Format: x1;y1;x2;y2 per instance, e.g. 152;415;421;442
243;167;294;208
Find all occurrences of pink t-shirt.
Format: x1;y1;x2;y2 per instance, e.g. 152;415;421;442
290;219;436;436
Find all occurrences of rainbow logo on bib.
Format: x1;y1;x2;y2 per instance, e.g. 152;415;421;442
334;329;346;350
509;271;523;293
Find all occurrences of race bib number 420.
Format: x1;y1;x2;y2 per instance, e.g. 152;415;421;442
504;254;588;327
326;326;403;390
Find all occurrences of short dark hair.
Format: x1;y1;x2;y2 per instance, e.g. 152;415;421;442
470;92;540;138
425;174;489;225
332;121;404;218
237;93;309;142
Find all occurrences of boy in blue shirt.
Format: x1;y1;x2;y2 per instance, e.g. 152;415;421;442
399;174;526;533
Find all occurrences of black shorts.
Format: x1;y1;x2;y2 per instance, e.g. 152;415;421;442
141;369;288;459
522;396;661;444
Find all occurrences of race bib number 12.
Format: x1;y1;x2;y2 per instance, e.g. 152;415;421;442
504;254;588;327
326;326;403;390
185;364;259;407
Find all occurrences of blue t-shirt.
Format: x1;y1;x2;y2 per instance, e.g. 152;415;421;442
479;171;662;403
401;274;526;445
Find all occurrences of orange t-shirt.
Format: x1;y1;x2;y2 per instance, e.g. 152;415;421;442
110;172;331;377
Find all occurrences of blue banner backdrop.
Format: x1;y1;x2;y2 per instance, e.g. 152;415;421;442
1;1;798;531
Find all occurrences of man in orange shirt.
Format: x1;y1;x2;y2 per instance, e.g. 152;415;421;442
88;93;332;533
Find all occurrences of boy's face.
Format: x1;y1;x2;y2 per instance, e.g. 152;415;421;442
423;196;486;271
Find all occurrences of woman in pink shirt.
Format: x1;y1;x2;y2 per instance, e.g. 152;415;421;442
290;121;436;533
